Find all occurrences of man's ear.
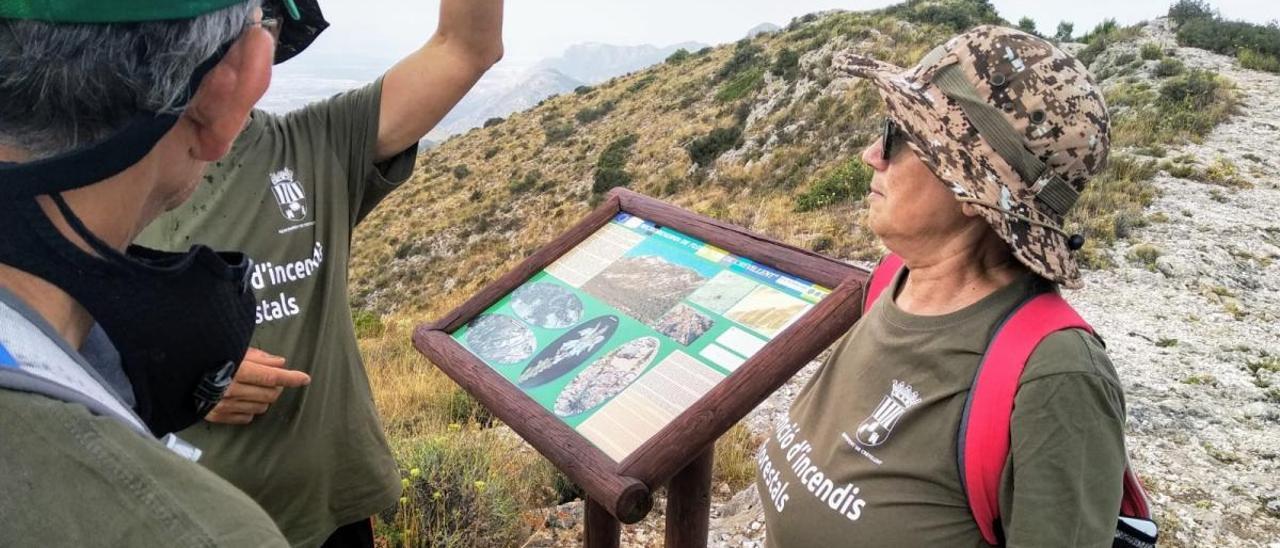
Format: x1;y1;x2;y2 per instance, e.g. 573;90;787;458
960;202;981;218
184;26;274;161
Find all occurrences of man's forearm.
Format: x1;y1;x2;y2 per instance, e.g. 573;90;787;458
430;0;504;66
375;0;504;160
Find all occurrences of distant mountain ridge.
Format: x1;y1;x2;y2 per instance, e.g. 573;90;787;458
536;41;708;85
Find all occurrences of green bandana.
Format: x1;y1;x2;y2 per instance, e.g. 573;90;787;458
0;0;299;23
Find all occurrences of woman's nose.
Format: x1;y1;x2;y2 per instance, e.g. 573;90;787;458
862;141;887;172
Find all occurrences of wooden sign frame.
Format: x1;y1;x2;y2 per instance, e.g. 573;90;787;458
413;188;868;544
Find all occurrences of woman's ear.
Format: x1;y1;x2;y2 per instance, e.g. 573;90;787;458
182;26;274;161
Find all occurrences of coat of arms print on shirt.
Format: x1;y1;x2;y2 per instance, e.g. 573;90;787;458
849;380;922;447
269;167;309;222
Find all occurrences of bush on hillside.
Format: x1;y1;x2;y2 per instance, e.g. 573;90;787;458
482;117;504;128
1140;42;1165;60
716;67;765;103
1153;57;1186;77
717;40;764;81
1167;0;1215;26
666;48;692;64
886;0;1003;32
1054;21;1075;42
575;100;617;124
592;134;639;194
1239;48;1280;73
794;158;873;212
1176;17;1280;59
541;119;574;144
686;126;743;167
772;47;801;81
1017;17;1040;37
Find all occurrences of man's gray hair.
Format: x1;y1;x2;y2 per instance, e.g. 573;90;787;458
0;1;260;159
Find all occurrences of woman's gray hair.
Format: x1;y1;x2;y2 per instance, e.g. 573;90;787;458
0;1;261;159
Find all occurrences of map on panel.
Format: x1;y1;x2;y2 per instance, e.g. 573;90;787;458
452;213;831;461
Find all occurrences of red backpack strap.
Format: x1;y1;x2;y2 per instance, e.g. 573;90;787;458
959;292;1096;544
863;254;904;314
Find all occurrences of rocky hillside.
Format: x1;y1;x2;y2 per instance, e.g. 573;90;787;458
351;1;1280;546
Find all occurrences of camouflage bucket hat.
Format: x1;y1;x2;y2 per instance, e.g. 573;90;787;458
833;25;1110;288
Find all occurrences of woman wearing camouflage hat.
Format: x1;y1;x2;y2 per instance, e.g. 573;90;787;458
754;26;1143;546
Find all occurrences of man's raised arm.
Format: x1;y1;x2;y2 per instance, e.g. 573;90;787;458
375;0;504;161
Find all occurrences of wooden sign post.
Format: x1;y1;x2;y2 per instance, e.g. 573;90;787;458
414;189;868;546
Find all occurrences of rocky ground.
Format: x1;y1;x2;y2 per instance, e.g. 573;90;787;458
521;20;1280;548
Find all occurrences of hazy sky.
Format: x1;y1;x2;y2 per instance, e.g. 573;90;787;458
298;0;1276;67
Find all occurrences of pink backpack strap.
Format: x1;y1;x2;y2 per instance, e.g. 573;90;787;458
959;292;1153;545
863;254;904;314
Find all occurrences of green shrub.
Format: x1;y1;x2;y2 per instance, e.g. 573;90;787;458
541;119;574;144
1168;0;1214;26
666;48;692;64
508;170;541;194
717;40;764;81
452;165;470;179
686;126;743;167
772;47;801;81
627;74;657;93
1054;21;1075;42
1112;69;1235;147
592;134;638;194
1140;42;1164;60
352;309;385;339
574;100;616;124
886;0;1002;32
482;117;504;128
794;158;873;212
573;85;593;95
716;66;765;102
1153;57;1186;77
1017;17;1039;37
483;146;499;160
1239;48;1280;73
1076;19;1141;67
1176;16;1280;59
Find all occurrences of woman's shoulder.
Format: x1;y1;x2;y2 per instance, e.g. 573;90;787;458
1021;328;1122;389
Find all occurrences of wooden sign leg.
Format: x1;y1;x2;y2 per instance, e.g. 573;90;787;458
664;448;715;548
584;498;621;548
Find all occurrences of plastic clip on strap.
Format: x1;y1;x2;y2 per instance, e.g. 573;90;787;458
931;63;1079;217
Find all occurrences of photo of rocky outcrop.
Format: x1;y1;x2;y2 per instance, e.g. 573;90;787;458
554;336;660;417
580;255;707;324
518;315;619;388
511;281;584;329
651;303;714;346
464;314;537;365
688;271;759;314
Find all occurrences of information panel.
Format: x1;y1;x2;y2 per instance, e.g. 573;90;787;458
452;213;831;461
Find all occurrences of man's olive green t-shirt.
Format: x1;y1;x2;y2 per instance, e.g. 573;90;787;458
0;390;288;547
756;271;1128;547
137;79;418;547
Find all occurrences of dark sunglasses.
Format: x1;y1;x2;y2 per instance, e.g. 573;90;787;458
881;117;904;162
